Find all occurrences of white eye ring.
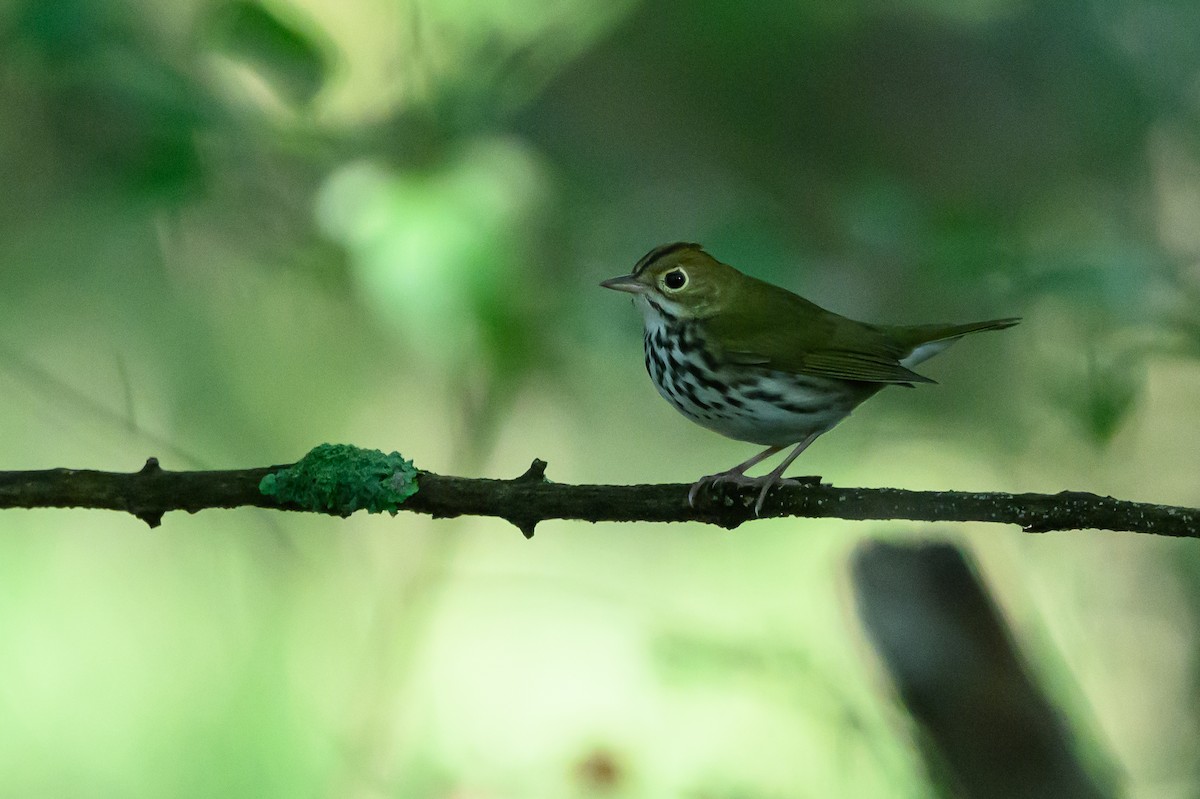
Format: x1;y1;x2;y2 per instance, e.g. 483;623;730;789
661;269;688;291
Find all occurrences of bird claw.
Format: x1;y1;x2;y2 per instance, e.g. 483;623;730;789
751;475;821;516
688;472;821;516
688;471;751;508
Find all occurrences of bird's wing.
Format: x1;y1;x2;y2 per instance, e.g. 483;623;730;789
707;285;934;385
787;349;934;384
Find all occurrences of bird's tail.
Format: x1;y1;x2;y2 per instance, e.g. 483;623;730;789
896;317;1020;368
921;317;1022;340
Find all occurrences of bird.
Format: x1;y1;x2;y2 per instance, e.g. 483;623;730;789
601;243;1019;516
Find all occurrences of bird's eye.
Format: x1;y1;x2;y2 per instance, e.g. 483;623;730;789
662;269;687;291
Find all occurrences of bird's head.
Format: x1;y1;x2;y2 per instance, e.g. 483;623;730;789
600;243;737;322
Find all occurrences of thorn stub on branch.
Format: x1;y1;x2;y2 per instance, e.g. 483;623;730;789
713;515;745;531
134;459;165;527
516;459;549;483
506;516;540;539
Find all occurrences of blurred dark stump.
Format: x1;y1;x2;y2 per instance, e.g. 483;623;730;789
853;540;1114;799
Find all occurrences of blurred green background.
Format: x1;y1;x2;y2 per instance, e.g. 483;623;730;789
2;0;1200;795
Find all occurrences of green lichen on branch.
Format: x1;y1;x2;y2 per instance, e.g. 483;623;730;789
259;444;418;516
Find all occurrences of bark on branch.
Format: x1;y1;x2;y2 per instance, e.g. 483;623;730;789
0;454;1195;539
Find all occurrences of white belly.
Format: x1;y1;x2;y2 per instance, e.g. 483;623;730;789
642;325;872;446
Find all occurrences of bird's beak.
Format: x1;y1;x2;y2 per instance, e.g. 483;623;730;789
600;274;644;294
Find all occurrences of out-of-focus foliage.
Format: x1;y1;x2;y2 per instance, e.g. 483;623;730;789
1;0;1199;796
204;0;330;106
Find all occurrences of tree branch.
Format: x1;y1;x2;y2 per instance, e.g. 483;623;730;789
0;453;1196;539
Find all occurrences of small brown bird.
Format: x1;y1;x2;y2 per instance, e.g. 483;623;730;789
602;243;1019;515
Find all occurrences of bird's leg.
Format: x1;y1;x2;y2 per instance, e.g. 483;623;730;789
688;435;824;513
719;445;786;482
751;433;820;516
687;445;783;507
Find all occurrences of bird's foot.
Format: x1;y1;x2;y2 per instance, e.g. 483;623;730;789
686;470;757;508
750;474;822;517
688;471;821;515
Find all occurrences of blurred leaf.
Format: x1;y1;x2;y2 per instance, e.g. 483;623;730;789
1081;359;1141;445
8;0;213;196
1020;241;1159;324
12;0;110;60
205;0;328;106
1048;344;1144;445
316;136;556;458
